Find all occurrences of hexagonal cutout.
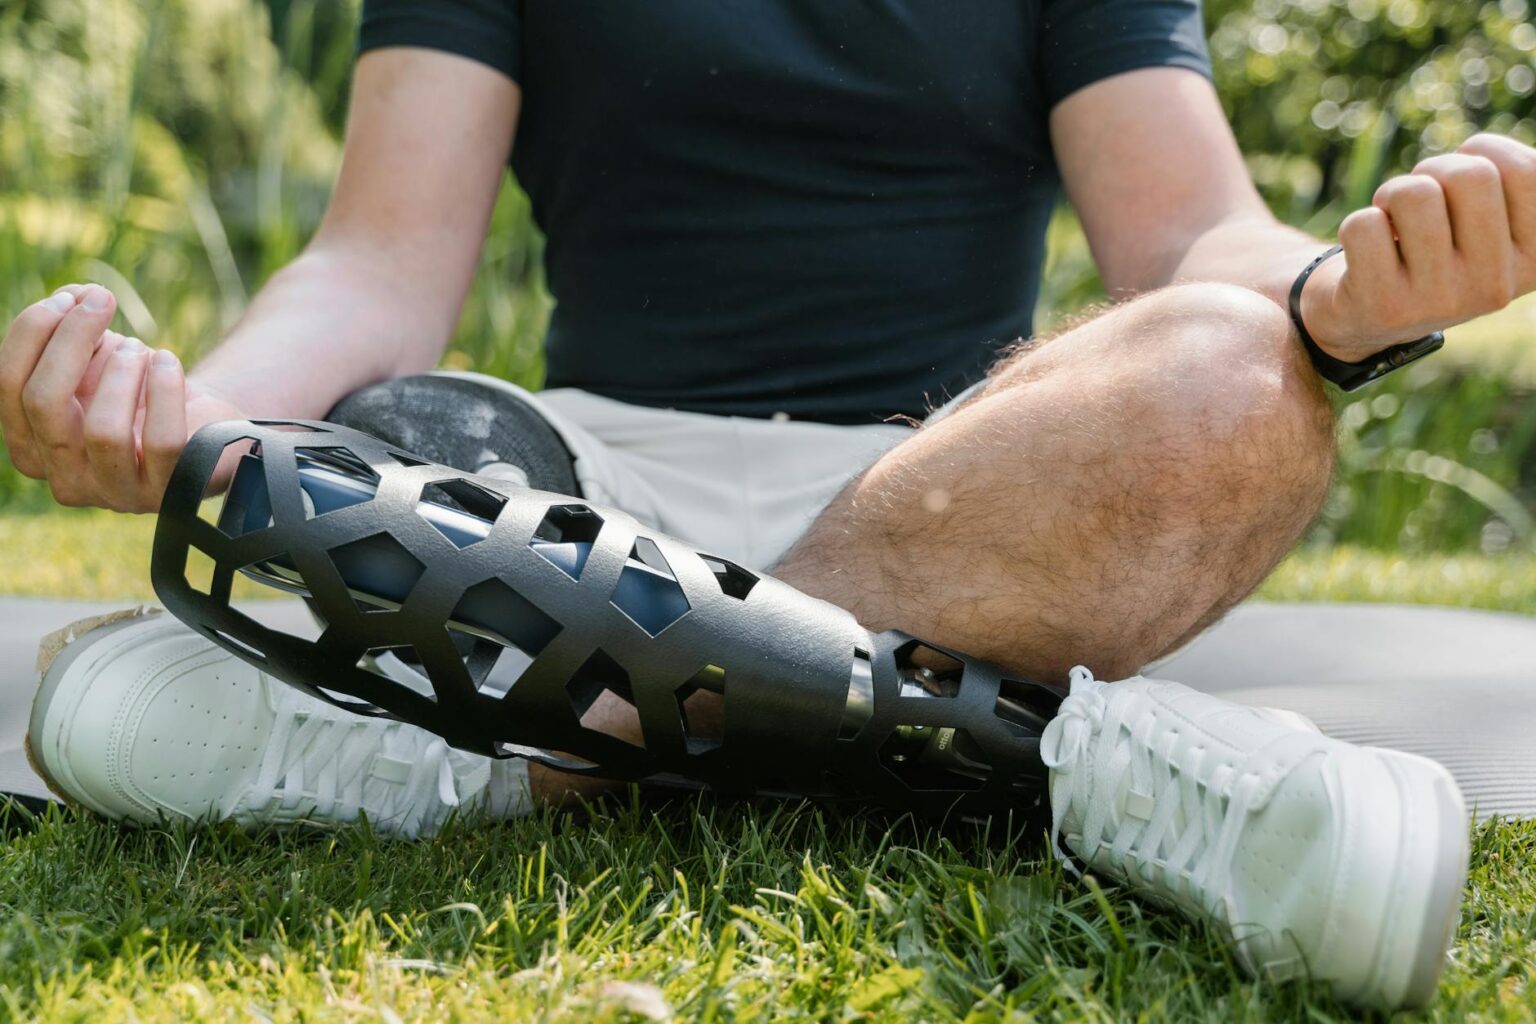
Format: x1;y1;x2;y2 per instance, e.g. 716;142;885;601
328;533;426;612
184;546;219;596
352;644;436;703
879;725;990;791
448;578;559;700
283;604;328;644
676;664;726;754
994;678;1063;736
565;649;644;749
201;437;262;537
895;640;963;699
449;630;535;700
295;446;380;520
699;554;759;600
839;647;874;740
388;451;428;467
418;478;507;548
612;539;690;636
530;504;604;580
451;577;559;656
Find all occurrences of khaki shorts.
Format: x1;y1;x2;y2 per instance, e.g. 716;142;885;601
444;374;919;569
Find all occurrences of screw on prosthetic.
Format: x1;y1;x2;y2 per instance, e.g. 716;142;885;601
151;420;1066;823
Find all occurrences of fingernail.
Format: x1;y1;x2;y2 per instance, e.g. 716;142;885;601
120;336;147;354
42;292;76;314
152;349;179;369
81;287;112;313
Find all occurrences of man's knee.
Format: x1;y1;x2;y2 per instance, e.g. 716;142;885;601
1139;283;1335;506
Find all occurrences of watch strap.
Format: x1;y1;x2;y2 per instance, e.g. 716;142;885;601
1288;244;1445;392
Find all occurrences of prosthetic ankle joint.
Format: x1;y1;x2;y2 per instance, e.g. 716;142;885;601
151;420;1064;822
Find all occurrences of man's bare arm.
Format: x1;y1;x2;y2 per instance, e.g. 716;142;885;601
193;47;521;417
1051;68;1536;364
0;47;518;511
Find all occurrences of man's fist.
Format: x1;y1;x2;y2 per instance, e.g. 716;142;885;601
1301;133;1536;363
0;284;243;512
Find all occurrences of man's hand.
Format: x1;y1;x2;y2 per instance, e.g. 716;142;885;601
0;284;244;512
1302;133;1536;363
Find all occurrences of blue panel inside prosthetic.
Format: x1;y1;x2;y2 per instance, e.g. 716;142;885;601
225;456;582;651
530;541;591;579
220;454;274;538
418;501;492;549
611;560;691;636
452;578;560;656
299;460;375;516
327;537;422;608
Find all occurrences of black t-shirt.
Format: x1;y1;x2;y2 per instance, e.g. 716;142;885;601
359;1;1210;424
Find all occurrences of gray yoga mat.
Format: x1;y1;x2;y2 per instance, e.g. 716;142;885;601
3;599;1533;819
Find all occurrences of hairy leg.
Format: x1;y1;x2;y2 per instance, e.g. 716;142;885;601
773;283;1336;682
531;282;1334;801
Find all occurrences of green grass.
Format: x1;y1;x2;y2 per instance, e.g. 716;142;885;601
3;516;1536;1021
3;793;1534;1022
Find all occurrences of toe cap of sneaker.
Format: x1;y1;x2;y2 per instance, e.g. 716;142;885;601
32;615;273;823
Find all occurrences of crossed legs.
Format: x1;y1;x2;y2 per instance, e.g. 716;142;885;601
533;282;1336;799
774;282;1336;682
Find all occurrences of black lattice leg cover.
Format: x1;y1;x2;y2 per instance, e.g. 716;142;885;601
151;420;1065;823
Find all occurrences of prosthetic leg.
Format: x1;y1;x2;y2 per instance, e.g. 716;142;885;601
150;414;1064;824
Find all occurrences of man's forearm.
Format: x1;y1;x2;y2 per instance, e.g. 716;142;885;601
189;243;456;420
1164;214;1328;314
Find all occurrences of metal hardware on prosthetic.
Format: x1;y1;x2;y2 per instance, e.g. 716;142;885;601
151;420;1065;823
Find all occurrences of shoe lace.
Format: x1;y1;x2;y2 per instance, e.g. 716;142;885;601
247;688;489;837
1042;666;1265;919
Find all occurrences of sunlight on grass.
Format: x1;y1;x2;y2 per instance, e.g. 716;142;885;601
0;507;274;601
1261;545;1536;615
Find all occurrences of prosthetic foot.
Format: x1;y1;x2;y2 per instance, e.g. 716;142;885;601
150;418;1066;824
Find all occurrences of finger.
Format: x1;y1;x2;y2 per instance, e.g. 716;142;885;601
0;291;80;477
22;284;116;464
1413;153;1511;256
1416;153;1519;311
1374;175;1454;280
1338;206;1405;295
141;350;187;501
82;340;151;508
1458;133;1536;272
78;331;128;402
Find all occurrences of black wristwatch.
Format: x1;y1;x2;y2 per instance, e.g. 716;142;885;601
1289;245;1445;392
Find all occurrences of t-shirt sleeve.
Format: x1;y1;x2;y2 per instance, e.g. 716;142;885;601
1037;0;1211;109
357;0;521;83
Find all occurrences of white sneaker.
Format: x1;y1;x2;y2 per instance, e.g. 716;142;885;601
1042;667;1467;1010
26;608;531;838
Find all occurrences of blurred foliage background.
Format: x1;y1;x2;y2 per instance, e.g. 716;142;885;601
0;0;1533;569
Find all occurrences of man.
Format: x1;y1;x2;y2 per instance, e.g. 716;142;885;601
5;0;1533;1009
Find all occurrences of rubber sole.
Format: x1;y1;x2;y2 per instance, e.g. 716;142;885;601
1390;751;1470;1009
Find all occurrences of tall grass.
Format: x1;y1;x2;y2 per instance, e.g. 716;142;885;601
1;0;1532;559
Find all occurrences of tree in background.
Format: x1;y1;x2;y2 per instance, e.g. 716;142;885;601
1206;0;1536;220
